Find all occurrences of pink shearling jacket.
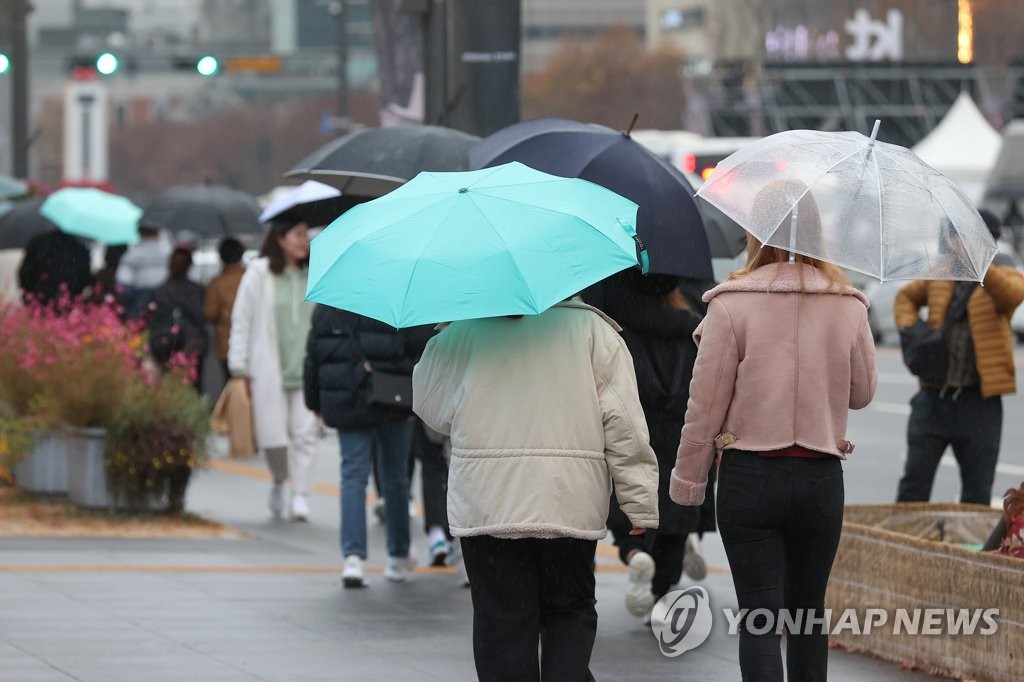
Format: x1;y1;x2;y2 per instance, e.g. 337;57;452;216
670;263;877;506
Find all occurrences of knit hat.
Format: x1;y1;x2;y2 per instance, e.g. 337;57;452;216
979;208;1002;240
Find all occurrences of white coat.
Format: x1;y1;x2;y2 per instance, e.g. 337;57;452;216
413;300;660;541
227;258;291;449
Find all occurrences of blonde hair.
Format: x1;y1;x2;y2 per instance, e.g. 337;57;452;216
730;180;849;290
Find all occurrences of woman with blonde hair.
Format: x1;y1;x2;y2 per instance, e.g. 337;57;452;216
671;184;878;680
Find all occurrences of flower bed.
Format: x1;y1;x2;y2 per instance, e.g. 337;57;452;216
0;294;209;512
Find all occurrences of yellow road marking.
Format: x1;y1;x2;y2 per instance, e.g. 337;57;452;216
0;563;630;574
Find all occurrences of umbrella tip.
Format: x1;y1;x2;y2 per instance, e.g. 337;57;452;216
624;113;639;137
868;119;881;146
458;187;468;193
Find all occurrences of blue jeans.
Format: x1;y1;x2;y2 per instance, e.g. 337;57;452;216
339;419;413;560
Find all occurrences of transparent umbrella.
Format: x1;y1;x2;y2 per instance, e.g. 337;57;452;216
696;121;998;282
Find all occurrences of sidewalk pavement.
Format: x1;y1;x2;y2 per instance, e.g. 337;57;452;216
0;434;938;681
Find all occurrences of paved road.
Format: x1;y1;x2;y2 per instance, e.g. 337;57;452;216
845;345;1024;507
3;342;1013;681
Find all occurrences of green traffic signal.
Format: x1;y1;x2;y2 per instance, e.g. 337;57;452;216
0;54;10;74
196;55;219;76
95;52;118;75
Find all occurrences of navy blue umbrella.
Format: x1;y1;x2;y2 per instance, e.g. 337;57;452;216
0;198;57;249
470;117;713;279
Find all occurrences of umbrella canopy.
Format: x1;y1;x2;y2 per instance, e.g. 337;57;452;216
258;180;356;226
675;171;746;259
0;175;29;200
285;125;480;198
0;198;56;250
697;123;998;282
306;162;644;328
469;117;712;279
141;184;261;238
41;187;142;245
699;199;748;259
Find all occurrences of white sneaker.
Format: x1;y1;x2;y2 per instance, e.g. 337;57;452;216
290;494;310;522
625;551;656;617
683;533;708;581
268;484;285;519
342;555;366;588
384;555;416;583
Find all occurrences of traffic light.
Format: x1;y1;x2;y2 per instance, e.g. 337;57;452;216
196;55;219;76
95;52;118;75
67;53;122;77
0;53;9;74
171;55;220;76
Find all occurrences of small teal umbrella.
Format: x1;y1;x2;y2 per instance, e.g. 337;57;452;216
40;187;142;245
307;162;645;328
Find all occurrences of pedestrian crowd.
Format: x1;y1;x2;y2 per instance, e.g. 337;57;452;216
11;183;1024;682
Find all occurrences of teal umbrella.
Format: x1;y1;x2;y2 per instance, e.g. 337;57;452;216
40;187;142;245
306;162;645;328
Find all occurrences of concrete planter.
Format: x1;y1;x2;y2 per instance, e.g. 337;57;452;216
13;430;68;495
66;426;112;508
65;426;165;511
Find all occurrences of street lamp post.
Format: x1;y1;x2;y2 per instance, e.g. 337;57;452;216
328;0;349;125
9;0;30;177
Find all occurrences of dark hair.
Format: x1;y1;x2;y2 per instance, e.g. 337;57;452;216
168;247;193;279
138;221;161;238
104;244;127;268
259;219;308;274
218;237;245;264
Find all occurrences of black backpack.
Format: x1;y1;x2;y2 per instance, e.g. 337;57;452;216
899;283;976;384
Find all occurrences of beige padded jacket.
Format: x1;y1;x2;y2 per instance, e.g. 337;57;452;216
412;300;660;541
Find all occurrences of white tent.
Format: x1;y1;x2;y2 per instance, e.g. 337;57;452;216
912;92;1002;203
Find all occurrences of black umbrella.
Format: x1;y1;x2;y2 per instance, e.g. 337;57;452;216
141;184;261;238
700;200;748;259
678;174;748;259
284;125;481;198
0;198;57;249
470;117;712;279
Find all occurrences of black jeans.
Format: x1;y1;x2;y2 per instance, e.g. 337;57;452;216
898;388;1003;504
411;421;450;536
717;450;844;682
614;530;686;600
461;535;598;682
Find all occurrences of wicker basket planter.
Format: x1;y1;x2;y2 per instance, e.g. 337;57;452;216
826;503;1022;682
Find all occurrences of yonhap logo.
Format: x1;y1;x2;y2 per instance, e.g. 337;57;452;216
650;586;714;657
